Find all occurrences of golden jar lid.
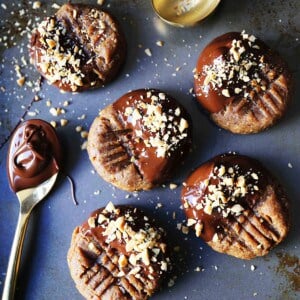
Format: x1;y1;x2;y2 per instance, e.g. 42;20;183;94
151;0;221;27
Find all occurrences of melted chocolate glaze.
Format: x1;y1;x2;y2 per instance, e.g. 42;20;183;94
194;32;290;113
7;119;62;192
181;153;271;242
112;89;192;185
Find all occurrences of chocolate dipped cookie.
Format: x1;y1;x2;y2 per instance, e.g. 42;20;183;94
30;3;126;92
181;153;290;259
87;89;192;191
67;202;170;300
194;31;292;134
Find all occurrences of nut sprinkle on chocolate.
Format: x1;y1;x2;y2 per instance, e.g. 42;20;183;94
182;153;290;259
67;202;170;299
30;3;126;92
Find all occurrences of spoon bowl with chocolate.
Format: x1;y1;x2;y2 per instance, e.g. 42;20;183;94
2;119;61;300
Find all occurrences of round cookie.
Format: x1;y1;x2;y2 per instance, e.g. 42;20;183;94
67;202;170;300
30;3;126;92
181;153;290;259
87;89;192;191
194;31;293;134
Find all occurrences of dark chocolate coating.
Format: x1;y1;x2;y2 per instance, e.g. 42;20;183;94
194;32;288;113
68;204;169;299
87;89;192;191
181;154;289;243
7;119;61;192
194;32;293;134
112;89;192;185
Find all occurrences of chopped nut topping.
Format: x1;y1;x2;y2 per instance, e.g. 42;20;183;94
104;201;116;213
33;7;113;91
195;222;203;237
200;31;266;100
118;255;128;268
88;217;96;228
212;233;219;242
187;218;197;226
123;91;189;158
221;89;230;98
192;162;261;218
93;202;170;274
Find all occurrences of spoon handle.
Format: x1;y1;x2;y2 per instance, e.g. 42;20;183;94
2;210;31;300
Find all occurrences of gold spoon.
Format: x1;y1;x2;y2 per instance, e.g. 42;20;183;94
2;119;61;300
2;174;58;300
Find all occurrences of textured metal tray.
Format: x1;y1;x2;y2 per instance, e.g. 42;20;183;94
0;1;299;299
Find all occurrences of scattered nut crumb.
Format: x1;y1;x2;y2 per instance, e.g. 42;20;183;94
221;89;230;98
156;40;164;47
169;183;177;190
288;162;293;168
50;121;57;128
155;203;163;209
27;111;37;117
250;265;256;271
60;119;68;126
32;1;41;9
145;48;152;57
81;131;88;139
75;126;82;132
181;226;189;235
17;77;25;87
52;3;60;9
78;114;86;120
81;141;88;150
49;107;58;116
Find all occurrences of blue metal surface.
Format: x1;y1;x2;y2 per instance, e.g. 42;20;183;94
0;1;299;299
